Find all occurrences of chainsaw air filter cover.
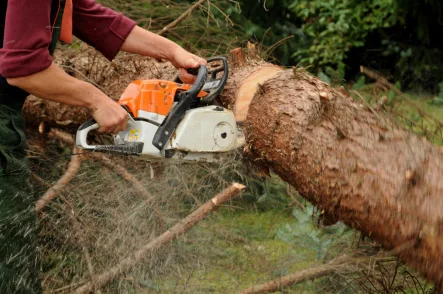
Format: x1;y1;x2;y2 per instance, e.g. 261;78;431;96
167;106;237;152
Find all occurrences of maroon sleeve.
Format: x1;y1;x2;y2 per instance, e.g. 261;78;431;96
73;0;137;61
0;0;53;78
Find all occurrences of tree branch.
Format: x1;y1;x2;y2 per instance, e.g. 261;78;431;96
360;66;443;126
73;183;246;293
157;0;207;36
239;255;392;294
35;146;82;212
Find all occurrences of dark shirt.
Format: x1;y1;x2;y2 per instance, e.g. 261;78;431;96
0;0;137;78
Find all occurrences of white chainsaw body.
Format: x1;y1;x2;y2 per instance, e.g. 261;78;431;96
113;105;241;162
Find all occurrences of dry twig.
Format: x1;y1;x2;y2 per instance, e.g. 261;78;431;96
35;146;82;212
73;183;246;293
239;254;391;294
157;0;207;36
88;153;154;201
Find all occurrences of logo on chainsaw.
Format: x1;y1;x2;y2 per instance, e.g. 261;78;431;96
128;129;141;142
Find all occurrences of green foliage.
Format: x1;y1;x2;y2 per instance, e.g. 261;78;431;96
352;76;366;90
276;205;353;261
429;82;443;105
382;40;443;91
222;0;303;64
228;0;443;92
238;173;293;210
289;0;400;72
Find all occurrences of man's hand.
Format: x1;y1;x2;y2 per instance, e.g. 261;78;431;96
170;47;207;84
91;98;128;134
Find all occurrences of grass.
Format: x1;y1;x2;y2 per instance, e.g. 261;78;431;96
351;83;443;146
151;208;321;293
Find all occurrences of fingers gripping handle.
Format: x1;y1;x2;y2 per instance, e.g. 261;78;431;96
76;119;99;150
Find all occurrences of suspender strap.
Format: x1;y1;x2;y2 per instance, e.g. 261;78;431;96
49;0;66;56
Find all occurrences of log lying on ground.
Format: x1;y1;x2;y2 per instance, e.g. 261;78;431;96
219;49;443;288
22;48;443;287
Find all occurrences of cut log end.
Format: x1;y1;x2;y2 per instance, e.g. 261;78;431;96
233;66;284;123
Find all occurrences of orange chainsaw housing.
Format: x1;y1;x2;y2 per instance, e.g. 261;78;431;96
118;80;208;117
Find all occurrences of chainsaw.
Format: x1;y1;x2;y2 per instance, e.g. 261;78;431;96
75;57;244;162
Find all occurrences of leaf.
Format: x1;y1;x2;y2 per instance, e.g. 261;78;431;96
317;71;331;84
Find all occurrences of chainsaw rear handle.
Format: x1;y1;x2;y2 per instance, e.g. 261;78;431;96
152;65;208;151
76;119;100;150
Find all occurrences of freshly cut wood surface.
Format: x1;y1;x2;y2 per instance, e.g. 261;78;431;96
234;66;284;122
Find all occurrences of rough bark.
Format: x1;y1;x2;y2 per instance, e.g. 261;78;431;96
22;48;443;287
219;50;443;288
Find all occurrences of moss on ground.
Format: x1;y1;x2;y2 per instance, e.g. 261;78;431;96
152;208;324;293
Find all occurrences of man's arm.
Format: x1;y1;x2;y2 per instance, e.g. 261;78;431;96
120;26;207;84
7;64;128;134
72;16;206;115
72;0;206;83
0;0;128;134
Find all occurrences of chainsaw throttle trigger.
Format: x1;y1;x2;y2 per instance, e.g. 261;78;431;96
152;64;208;151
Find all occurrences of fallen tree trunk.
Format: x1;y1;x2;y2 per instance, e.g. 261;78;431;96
22;48;443;288
220;49;443;288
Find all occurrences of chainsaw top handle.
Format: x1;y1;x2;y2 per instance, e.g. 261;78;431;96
174;56;229;105
152;65;208;151
182;64;208;102
200;56;229;104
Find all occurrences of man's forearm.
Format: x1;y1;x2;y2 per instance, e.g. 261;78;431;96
120;26;181;61
120;25;207;84
7;63;107;110
7;62;129;133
